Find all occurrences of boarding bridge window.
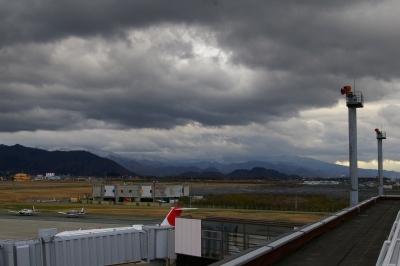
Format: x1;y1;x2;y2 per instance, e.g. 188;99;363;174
203;230;221;240
223;232;244;256
202;239;222;260
202;221;222;231
268;225;293;238
247;234;270;248
223;222;243;233
222;222;244;256
202;221;223;259
244;224;269;236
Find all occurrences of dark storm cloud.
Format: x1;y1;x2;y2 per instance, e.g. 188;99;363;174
1;0;399;133
220;2;400;83
0;0;220;47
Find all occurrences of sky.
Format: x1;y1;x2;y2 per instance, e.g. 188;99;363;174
1;0;400;170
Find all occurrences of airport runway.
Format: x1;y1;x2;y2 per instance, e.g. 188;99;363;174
0;211;163;241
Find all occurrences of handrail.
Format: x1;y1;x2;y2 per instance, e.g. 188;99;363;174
376;211;400;266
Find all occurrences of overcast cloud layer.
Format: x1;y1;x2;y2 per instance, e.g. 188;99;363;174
1;0;400;171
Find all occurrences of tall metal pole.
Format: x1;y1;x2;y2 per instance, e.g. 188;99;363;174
190;176;192;207
375;128;386;196
378;138;383;196
341;85;363;207
153;181;155;203
349;107;358;206
295;182;298;211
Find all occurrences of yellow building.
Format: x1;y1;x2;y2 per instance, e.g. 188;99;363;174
14;173;30;181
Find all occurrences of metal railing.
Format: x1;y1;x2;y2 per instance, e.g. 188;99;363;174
346;91;364;107
376;211;400;265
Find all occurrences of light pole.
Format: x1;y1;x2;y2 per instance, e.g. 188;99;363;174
190;176;193;207
375;128;386;196
341;85;364;206
295;181;298;211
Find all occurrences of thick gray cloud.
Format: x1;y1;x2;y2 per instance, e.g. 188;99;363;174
1;0;400;167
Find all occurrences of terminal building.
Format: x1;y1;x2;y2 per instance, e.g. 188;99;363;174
92;183;190;203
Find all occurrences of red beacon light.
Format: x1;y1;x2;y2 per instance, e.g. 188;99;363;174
340;85;352;95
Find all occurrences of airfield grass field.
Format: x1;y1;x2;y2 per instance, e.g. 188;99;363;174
0;181;329;223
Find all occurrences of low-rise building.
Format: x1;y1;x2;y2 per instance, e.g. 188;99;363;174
92;183;190;203
14;173;30;181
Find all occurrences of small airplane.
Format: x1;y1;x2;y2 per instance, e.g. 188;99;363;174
8;206;37;216
55;206;197;237
58;207;86;218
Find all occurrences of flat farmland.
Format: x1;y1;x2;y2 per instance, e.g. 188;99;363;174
0;181;93;202
0;181;328;223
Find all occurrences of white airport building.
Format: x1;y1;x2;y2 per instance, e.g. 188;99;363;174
92;183;190;203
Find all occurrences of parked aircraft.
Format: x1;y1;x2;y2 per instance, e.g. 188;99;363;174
55;206;197;237
160;206;197;226
58;207;86;218
8;206;37;216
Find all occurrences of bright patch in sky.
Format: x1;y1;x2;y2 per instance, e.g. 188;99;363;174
335;160;400;172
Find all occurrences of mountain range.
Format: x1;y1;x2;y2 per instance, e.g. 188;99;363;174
110;154;400;178
0;144;132;176
1;144;399;178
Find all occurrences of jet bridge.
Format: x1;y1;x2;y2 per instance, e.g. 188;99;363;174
0;225;175;266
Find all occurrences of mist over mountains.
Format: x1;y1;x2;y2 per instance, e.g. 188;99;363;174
110;154;399;178
1;144;399;179
45;146;400;178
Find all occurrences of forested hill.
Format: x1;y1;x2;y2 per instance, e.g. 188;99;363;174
0;144;132;176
